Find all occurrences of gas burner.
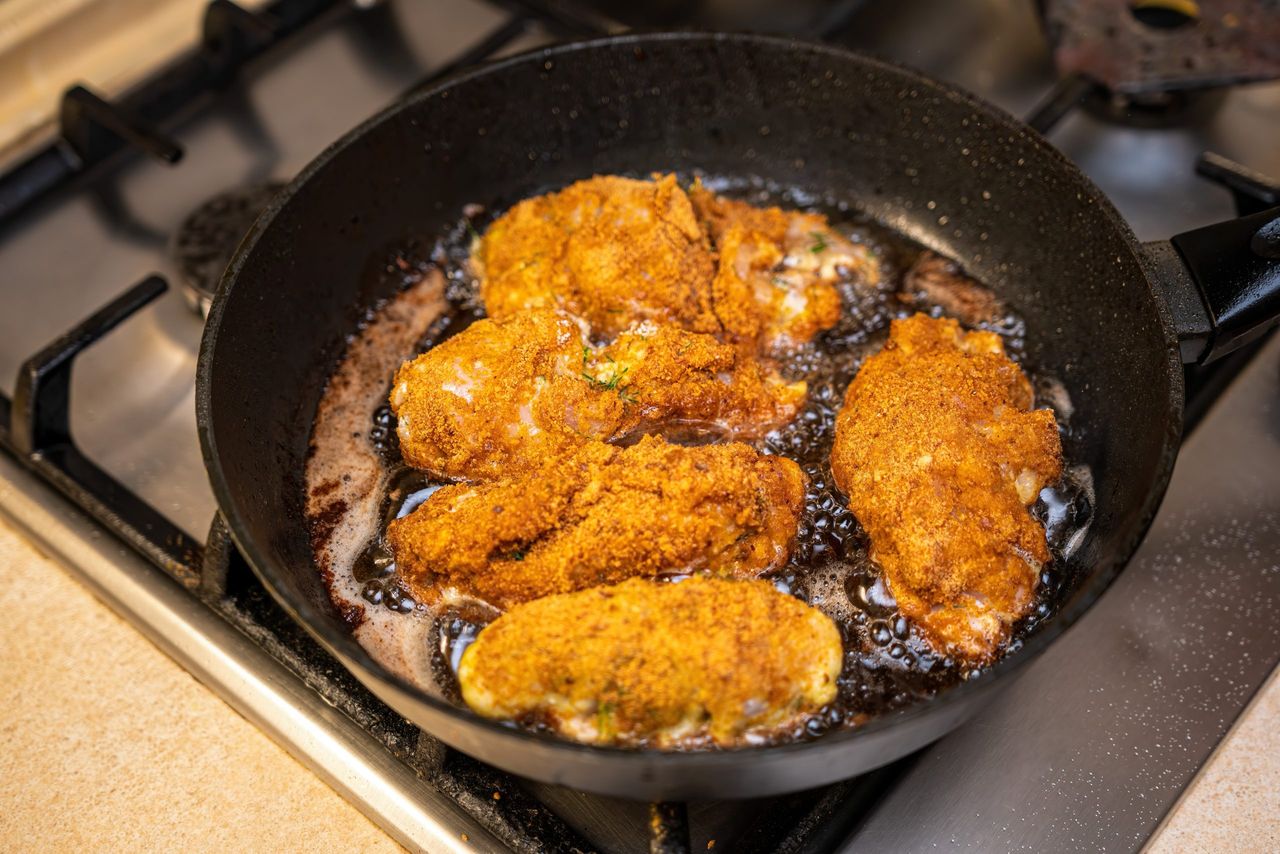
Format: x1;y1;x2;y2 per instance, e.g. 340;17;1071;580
170;182;286;315
1042;0;1280;93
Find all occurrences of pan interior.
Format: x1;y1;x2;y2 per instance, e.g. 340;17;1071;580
200;34;1179;779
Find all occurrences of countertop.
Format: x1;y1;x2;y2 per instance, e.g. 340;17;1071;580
0;518;1275;852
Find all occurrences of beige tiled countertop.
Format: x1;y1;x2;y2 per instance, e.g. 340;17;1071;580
0;521;403;853
0;518;1276;852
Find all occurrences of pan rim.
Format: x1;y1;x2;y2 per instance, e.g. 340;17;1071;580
196;30;1185;774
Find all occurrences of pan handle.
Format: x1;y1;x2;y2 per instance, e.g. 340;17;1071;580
1145;206;1280;365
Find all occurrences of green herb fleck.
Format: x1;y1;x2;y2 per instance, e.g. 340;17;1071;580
809;231;829;253
596;701;616;738
603;365;629;391
581;364;630;392
509;550;526;562
580;352;638;404
465;221;482;242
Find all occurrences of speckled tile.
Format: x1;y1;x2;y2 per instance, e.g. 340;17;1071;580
0;521;405;853
1148;667;1280;852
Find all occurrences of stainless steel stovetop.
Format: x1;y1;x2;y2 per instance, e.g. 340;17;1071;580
1;1;1278;851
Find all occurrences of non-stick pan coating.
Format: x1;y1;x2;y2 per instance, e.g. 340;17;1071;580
197;33;1182;799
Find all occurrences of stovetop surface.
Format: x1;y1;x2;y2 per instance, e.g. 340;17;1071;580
0;0;1278;851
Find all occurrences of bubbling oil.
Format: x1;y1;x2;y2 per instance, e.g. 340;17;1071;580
305;178;1095;745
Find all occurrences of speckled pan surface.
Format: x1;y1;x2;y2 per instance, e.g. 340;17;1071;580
196;32;1182;799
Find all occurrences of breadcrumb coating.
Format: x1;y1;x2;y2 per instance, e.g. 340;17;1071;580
476;174;719;340
603;320;804;440
390;309;601;479
387;436;805;609
831;314;1063;662
390;308;804;480
689;180;879;352
474;174;874;353
457;577;842;748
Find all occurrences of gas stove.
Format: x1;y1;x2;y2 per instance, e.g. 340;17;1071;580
1;1;1278;851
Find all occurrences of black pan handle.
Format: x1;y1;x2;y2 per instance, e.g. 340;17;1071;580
1146;205;1280;365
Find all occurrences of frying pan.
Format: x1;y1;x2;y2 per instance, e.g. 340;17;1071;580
195;33;1280;800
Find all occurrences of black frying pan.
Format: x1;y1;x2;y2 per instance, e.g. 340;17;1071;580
195;33;1280;800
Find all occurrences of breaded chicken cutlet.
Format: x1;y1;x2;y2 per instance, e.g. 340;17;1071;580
475;174;719;340
457;577;842;748
474;174;876;353
688;179;881;352
387;436;805;609
830;314;1063;662
390;308;804;480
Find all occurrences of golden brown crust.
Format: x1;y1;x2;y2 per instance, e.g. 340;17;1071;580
390;308;804;480
457;576;843;747
476;174;875;354
602;321;805;439
688;181;791;243
476;174;719;340
689;180;877;352
389;309;605;479
387;436;806;609
830;314;1063;662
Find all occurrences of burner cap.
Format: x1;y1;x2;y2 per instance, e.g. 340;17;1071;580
171;182;286;315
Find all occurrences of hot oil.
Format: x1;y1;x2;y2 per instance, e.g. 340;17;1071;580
305;180;1095;745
